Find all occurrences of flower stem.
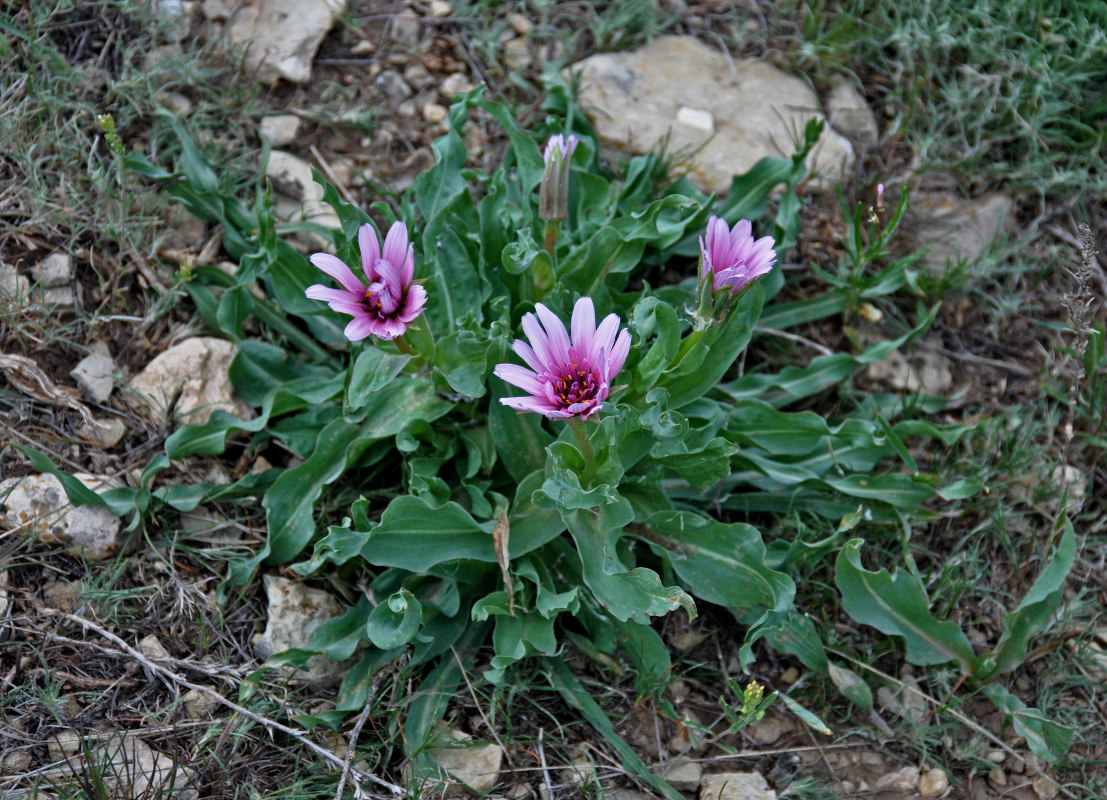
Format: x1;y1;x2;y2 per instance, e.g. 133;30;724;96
394;336;412;355
672;327;707;369
570;419;596;486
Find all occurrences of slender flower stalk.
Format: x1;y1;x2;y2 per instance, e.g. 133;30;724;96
305;221;427;341
493;297;630;421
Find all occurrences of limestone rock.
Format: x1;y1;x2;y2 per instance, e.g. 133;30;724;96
228;0;348;85
919;767;950;797
259;114;301;146
80;417;127;447
700;771;777;800
48;730;198;799
71;352;116;403
875;766;919;792
866;349;953;396
747;715;795;746
913;191;1014;272
33;252;73;287
825;80;878;144
0;473;124;562
254;575;349;687
182;687;222;720
652;756;701;791
429;728;503;793
138;634;171;661
128;337;253;426
0;264;30;301
42;579;82;612
569;37;854;196
266;150;342;231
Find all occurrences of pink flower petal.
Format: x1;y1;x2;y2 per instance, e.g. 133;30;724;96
570;296;596;354
399;242;415;286
500;395;560;415
535;303;571;366
608;329;631;379
358;224;381;282
397;284;427;322
512;340;546;374
521;311;556;368
310;253;365;295
592;313;620;364
493;363;546;396
344;315;376;341
381;221;409;270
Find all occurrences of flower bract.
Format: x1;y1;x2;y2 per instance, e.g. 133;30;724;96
699;215;777;295
305;221;427;341
494;297;630;420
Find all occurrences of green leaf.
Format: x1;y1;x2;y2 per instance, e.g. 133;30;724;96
981;684;1073;763
639;511;794;616
489;380;553;482
14;446;108;509
661;283;763;409
653;437;737;490
777;692;832;736
827;662;874;710
306;597;372;661
263;417;374;564
346;348;411;411
544;657;684;800
836;539;976;671
763;610;829;673
359;496;497;571
565;499;695;624
366;589;423;650
985;521;1076;677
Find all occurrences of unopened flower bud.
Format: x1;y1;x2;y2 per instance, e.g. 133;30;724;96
539;133;578;221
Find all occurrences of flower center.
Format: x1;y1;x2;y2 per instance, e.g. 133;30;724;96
553;361;598;407
362;283;400;316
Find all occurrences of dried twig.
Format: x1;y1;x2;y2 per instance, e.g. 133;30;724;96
46;611;409;798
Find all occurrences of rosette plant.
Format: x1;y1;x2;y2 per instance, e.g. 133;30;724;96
103;83;1073;788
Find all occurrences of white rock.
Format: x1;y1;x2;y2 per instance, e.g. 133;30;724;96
0;473;124;562
913;191;1014;272
441;72;474;97
158;0;194;42
423;102;448;124
48;730;198;799
825;80;878;144
747;715;795;745
919;766;949;797
157;91;192;115
569;37;854;196
652;755;701;791
429;0;452;17
43;579;82;611
676;105;714;133
867;349;953;396
0;264;30;301
182;687;222;720
0;569;8;619
128;337;254;426
700;771;777;800
1050;464;1087;515
71;352;116;403
254;575;350;687
265;150;342;230
507;12;533;35
81;417;127;447
228;0;348;85
502;37;530;70
34;252;72;287
259;113;301;146
429;728;503;793
875;766;919;792
1033;775;1059;800
201;0;235;20
138;634;171;661
42;285;77;306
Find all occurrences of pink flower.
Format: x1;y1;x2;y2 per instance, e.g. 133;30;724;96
494;297;631;420
543;133;578;164
699;215;777;295
305;221;427;341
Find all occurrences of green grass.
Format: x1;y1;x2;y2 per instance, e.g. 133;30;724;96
766;0;1107;199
